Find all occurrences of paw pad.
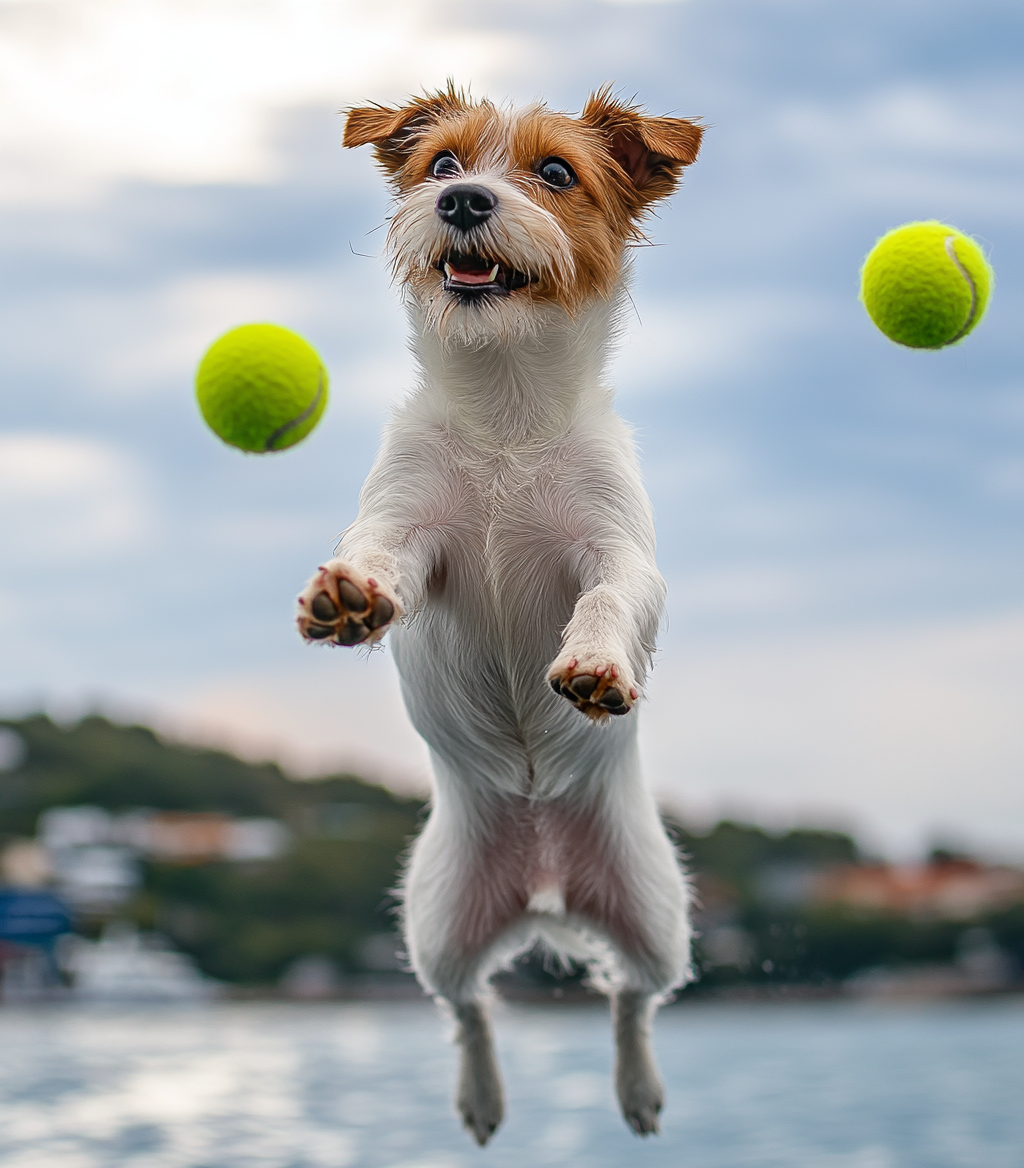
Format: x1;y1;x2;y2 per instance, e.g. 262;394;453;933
549;663;635;720
298;572;395;646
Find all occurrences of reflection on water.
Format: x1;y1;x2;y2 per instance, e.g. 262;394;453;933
0;998;1021;1167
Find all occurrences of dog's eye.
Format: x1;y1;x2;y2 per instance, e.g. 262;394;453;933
538;157;576;189
430;152;461;179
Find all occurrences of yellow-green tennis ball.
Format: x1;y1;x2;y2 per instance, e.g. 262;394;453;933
860;221;993;349
195;323;329;453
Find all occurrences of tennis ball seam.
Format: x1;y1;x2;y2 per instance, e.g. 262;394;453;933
943;236;978;345
264;367;326;452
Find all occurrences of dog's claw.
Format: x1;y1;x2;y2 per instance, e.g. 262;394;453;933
627;1108;661;1137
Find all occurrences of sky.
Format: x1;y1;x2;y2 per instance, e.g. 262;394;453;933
0;0;1021;859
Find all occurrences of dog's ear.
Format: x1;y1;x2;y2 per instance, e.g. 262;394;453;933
343;84;472;176
581;86;703;206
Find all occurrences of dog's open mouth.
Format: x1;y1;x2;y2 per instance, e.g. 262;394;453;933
436;251;533;295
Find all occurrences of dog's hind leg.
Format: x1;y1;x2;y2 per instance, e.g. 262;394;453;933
612;988;665;1135
402;791;535;1145
606;842;689;1137
605;846;688;1136
554;778;690;1136
451;999;504;1146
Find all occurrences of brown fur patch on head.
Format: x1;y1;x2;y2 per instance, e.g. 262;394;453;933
580;85;703;208
343;82;476;176
345;85;704;320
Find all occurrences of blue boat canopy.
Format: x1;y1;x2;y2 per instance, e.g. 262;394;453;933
0;890;73;944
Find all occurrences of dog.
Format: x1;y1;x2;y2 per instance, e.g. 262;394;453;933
296;85;703;1144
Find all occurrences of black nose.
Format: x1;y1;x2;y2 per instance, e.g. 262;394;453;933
435;183;496;232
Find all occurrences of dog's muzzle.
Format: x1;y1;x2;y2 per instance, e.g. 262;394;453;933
431;182;534;296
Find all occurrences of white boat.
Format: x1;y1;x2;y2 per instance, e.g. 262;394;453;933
68;923;221;1002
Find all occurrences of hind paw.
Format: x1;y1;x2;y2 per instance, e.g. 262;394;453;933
617;1063;664;1136
457;1053;504;1146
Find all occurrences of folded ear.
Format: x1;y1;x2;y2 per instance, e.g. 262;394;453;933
343;84;472;176
581;86;703;206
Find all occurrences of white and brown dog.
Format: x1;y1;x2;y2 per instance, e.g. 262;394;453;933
297;85;703;1144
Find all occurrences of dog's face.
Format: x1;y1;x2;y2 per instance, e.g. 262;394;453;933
344;86;702;341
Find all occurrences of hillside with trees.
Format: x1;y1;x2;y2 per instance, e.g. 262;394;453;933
1;715;1021;992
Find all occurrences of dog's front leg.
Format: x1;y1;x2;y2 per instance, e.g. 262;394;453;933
295;438;441;647
548;546;665;721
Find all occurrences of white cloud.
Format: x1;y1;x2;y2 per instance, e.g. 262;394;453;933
93;273;332;397
643;609;1024;858
1;267;412;412
613;291;836;396
778;84;1024;165
772;82;1024;219
0;0;521;203
671;565;811;617
158;649;431;793
0;433;150;563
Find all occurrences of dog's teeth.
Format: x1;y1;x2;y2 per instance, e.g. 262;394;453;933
488;264;499;281
444;263;453;278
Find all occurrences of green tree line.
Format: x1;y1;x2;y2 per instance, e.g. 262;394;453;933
1;715;1020;988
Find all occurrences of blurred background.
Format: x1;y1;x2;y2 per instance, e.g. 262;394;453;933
0;0;1022;998
1;4;1023;1165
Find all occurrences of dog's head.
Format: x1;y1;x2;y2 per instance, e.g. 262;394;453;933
344;85;703;341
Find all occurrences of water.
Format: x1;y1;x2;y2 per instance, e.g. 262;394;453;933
0;997;1021;1167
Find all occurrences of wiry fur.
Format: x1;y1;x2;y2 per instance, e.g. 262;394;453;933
298;85;703;1144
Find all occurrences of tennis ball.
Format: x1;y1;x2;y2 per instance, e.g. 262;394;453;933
195;323;328;453
860;221;993;349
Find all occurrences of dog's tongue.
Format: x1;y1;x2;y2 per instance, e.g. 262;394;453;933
446;260;499;284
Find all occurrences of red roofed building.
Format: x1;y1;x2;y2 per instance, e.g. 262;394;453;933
813;858;1024;920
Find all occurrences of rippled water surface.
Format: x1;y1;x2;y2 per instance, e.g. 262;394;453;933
0;997;1021;1167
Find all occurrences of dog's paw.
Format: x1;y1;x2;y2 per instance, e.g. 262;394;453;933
457;1056;504;1146
547;655;638;721
619;1081;663;1137
296;561;400;646
616;1046;664;1137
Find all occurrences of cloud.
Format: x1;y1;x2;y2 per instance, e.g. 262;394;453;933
0;273;319;403
156;650;431;793
643;609;1024;858
670;564;812;618
0;433;150;565
770;82;1024;219
778;83;1024;166
0;0;522;203
613;290;838;397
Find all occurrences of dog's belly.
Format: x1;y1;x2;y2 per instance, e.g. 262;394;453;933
411;786;658;961
390;527;627;797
